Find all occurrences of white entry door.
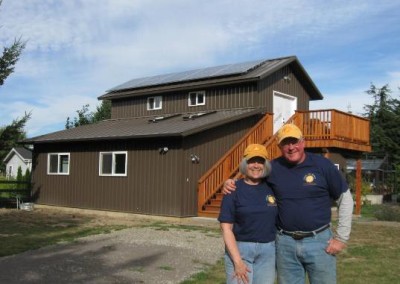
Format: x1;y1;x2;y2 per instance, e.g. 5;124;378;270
273;91;297;133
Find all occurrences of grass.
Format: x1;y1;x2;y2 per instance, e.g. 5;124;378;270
183;203;400;284
337;222;400;283
0;204;399;283
181;259;226;284
158;265;174;271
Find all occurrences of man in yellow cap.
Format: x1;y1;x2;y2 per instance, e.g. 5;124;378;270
224;124;353;284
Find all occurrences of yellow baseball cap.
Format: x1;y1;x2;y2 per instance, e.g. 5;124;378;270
243;144;268;160
276;124;303;144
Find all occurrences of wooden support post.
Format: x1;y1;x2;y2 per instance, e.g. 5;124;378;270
355;158;362;215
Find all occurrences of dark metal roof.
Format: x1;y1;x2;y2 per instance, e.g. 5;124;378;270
347;159;386;171
99;56;323;101
3;147;32;162
24;108;264;144
107;59;266;92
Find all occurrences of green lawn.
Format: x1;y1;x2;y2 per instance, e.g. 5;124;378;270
183;203;400;284
0;204;399;283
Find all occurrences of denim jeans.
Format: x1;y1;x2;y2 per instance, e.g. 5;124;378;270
224;241;276;284
276;228;336;284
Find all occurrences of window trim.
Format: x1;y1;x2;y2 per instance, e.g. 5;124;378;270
99;151;128;177
147;96;162;110
47;153;70;175
188;91;206;106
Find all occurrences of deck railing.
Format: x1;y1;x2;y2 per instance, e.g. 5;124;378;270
197;113;273;211
292;109;370;145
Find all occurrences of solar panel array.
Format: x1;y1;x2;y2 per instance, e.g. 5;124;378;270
108;59;266;92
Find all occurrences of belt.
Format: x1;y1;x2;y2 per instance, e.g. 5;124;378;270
279;224;330;240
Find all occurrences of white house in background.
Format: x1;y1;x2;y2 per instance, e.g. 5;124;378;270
3;147;32;179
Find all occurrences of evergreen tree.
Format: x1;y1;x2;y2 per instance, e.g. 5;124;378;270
0;0;26;86
363;83;400;165
24;168;31;182
0;38;25;86
0;112;31;172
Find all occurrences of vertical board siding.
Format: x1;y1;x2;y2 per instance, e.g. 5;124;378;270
258;66;311;111
31;115;259;217
32;66;315;217
32;139;184;216
180;115;261;216
111;67;310;120
111;83;258;119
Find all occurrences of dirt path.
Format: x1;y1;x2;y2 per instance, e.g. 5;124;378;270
0;207;224;284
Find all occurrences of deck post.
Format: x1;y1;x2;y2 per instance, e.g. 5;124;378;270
355;159;362;215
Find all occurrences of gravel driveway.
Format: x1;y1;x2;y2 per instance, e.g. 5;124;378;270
0;217;224;284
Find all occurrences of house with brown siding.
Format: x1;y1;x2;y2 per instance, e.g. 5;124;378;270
24;56;371;217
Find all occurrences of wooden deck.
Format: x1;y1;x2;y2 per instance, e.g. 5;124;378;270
198;109;371;217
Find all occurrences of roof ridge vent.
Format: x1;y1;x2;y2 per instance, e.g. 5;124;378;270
148;113;181;123
182;111;216;120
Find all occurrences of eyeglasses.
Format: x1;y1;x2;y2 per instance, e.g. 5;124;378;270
279;138;303;149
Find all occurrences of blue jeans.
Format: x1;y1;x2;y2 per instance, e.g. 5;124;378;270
224;241;276;284
276;228;336;284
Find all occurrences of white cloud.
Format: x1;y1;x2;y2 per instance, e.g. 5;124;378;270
0;0;399;137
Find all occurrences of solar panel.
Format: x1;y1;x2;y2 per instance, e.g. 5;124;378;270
108;59;266;92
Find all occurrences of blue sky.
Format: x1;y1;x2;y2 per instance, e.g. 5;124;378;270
1;0;399;138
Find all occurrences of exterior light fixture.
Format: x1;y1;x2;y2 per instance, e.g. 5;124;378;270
190;154;200;164
159;147;169;154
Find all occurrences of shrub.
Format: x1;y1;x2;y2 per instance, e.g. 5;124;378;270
373;204;400;222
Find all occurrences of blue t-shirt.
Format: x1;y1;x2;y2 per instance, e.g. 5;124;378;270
268;152;348;231
218;179;278;243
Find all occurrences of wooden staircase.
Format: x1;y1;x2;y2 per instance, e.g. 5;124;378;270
197;109;371;218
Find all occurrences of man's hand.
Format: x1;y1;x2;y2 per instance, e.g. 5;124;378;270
222;179;237;195
325;238;347;255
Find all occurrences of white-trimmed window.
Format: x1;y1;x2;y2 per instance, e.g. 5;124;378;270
47;153;70;175
99;151;127;176
188;91;205;106
147;96;162;110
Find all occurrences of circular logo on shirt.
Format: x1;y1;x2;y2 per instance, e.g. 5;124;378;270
304;173;316;185
266;195;276;205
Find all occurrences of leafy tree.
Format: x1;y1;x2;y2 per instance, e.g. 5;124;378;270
93;100;112;122
65;104;91;129
0;112;31;172
0;1;26;86
66;100;111;129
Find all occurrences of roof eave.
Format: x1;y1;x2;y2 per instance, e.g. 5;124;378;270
98;76;259;100
23;108;267;144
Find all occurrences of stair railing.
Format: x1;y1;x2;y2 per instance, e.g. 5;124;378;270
197;109;370;214
197;113;273;211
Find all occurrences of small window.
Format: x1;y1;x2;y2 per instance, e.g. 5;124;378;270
147;96;162;110
99;151;127;176
188;91;205;106
47;153;70;175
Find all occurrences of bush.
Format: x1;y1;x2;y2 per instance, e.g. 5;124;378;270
374;205;400;222
364;204;400;222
